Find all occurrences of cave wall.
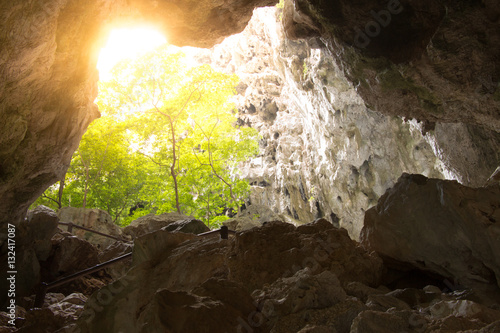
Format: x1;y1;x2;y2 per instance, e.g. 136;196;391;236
286;0;500;131
0;0;499;233
200;7;499;238
0;0;277;228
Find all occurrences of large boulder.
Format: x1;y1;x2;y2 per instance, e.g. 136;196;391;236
360;173;500;289
0;206;59;307
223;204;297;231
123;212;200;238
162;218;210;235
46;234;100;279
228;219;383;292
57;207;123;249
22;206;60;261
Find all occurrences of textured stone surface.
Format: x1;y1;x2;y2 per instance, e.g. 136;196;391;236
122;212;194;238
74;219;383;332
285;0;500;132
228;220;383;291
47;235;100;278
350;310;411;333
200;7;500;239
252;269;347;318
57;207;123;249
0;292;86;332
22;206;60;261
361;173;500;289
0;215;487;331
0;206;59;308
162;218;210;235
223;204;295;232
0;0;277;229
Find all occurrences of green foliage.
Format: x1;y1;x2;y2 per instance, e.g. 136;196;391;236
276;0;285;21
33;45;259;228
209;215;231;229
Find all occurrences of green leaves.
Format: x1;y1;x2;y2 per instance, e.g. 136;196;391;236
33;45;259;227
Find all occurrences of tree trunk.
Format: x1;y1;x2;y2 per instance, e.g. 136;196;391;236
57;177;65;209
168;116;181;213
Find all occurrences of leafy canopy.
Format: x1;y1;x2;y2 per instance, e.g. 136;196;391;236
33;45;259;228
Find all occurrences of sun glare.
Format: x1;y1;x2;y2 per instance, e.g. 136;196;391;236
97;27;167;81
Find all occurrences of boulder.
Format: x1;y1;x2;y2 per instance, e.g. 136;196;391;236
74;219;383;332
350;310;413;333
252;269;347;319
4;293;87;333
47;235;99;279
162;218;209;235
57;207;123;250
98;241;133;279
361;173;500;289
223;204;290;231
22;205;60;261
123;212;194;238
0;206;58;306
344;282;385;303
228;220;383;292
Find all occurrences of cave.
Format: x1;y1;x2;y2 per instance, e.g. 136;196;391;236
1;0;500;331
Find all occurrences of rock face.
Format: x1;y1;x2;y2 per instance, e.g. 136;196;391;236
122;212;208;238
285;0;500;132
361;173;500;290
0;206;59;308
63;218;500;332
223;204;296;231
1;213;499;331
75;220;384;332
0;0;277;228
200;7;500;238
57;207;123;249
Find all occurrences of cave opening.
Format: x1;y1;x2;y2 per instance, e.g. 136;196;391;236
31;24;261;229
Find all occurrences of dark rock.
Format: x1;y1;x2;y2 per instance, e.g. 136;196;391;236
350;310;410;333
47;235;99;278
385;288;440;308
228;220;383;292
23;206;59;261
162;218;209;235
123;212;193;238
361;173;500;290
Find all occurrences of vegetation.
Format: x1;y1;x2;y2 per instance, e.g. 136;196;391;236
33;46;259;228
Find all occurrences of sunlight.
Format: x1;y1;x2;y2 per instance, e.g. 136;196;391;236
97;27;167;81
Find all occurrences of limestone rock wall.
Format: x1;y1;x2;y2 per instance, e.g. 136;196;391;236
201;7;499;238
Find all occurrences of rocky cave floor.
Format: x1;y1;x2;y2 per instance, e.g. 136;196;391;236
1;174;500;333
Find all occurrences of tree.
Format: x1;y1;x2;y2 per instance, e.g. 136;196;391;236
32;115;157;224
32;45;259;227
98;46;259;225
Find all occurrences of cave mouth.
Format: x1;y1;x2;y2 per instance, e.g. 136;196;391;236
30;24;261;228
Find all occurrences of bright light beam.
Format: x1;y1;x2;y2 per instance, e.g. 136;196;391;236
97;27;167;81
